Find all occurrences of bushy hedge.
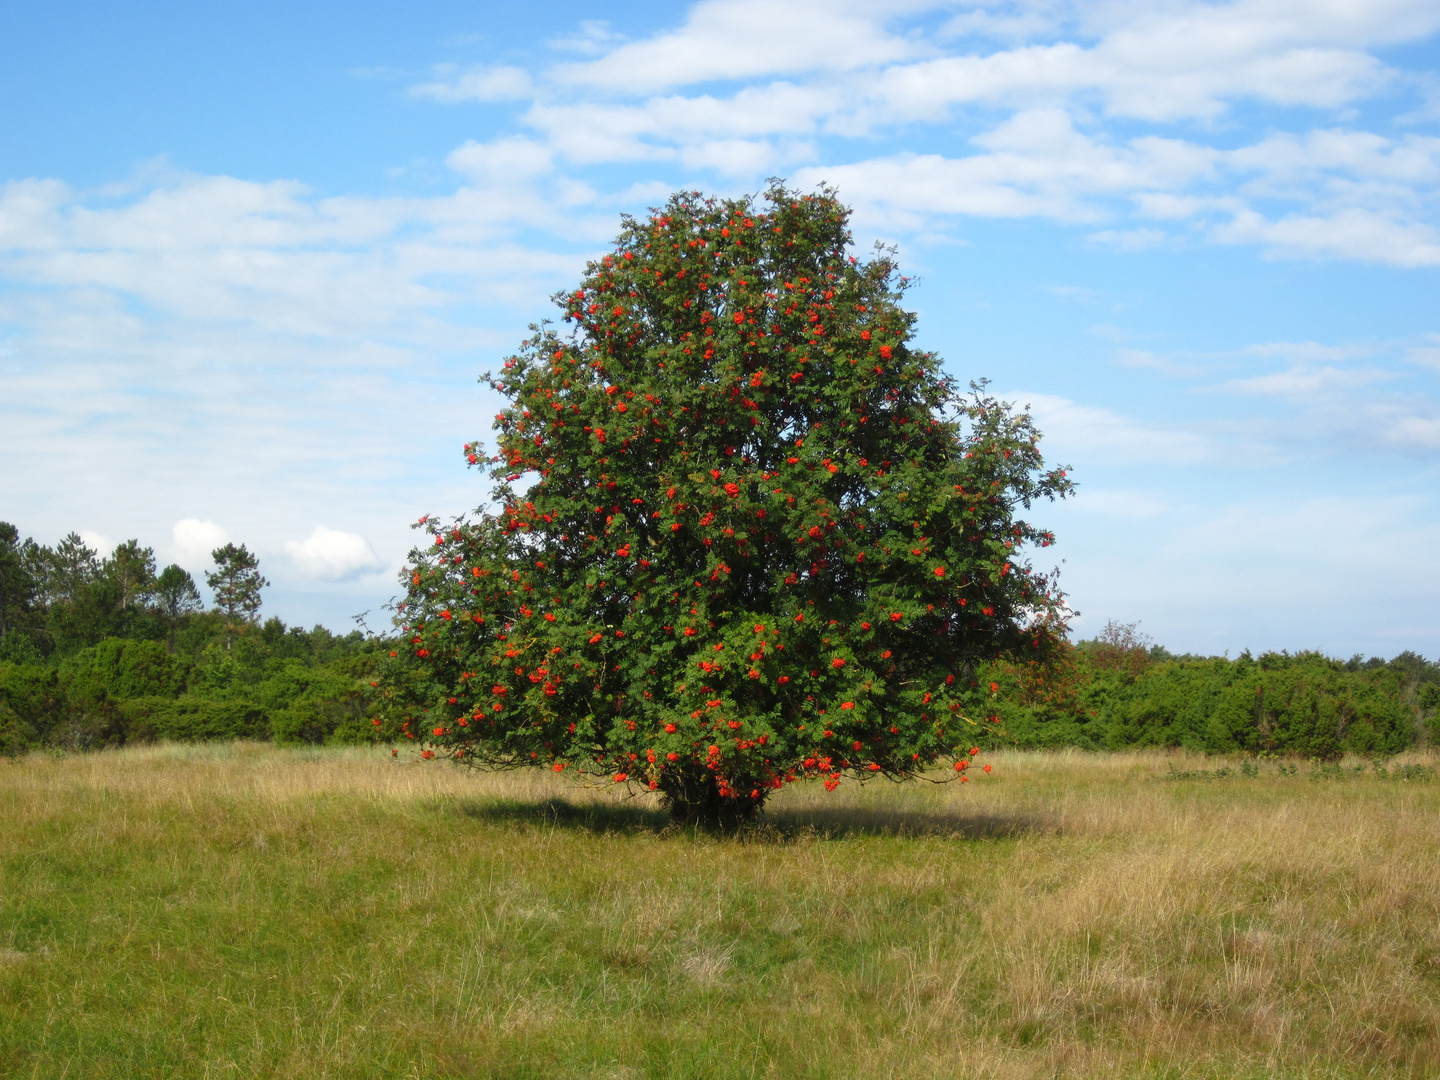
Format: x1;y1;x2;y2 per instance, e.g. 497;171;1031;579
0;625;385;755
987;649;1434;759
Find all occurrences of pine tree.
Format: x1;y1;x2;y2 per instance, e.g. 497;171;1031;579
206;544;268;648
153;564;203;653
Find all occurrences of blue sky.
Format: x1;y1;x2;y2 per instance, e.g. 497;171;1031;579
2;0;1438;656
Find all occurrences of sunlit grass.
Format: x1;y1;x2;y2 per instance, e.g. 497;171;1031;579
2;743;1438;1078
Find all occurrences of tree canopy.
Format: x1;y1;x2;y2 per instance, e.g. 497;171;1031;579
382;182;1074;825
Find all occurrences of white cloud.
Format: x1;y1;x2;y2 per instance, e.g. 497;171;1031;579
377;2;1440;268
1219;364;1391;400
1088;227;1168;251
1014;392;1218;465
1204;344;1440;454
446;137;554;181
548;19;627;57
77;530;115;557
551;0;916;94
1114;349;1211;377
0;170;604;337
794;114;1215;227
410;65;534;103
172;519;228;570
285;526;383;581
1407;334;1440;373
1212;207;1440;266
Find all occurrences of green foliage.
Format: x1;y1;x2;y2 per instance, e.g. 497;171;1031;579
153;564;202;652
62;638;175;700
0;662;67;748
0;698;34;757
983;647;1426;759
123;695;271;742
0;522;35;647
383;183;1071;825
260;659;375;745
0;621;383;754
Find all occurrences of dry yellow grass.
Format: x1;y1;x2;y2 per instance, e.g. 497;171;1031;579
1;743;1438;1078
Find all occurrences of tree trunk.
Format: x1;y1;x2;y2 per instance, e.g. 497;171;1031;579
657;766;767;830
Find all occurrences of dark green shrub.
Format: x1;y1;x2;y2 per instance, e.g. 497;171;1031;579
0;699;35;757
124;696;270;742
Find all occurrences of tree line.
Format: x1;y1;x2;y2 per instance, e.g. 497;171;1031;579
0;523;270;660
0;522;1435;762
989;621;1440;759
0;523;384;755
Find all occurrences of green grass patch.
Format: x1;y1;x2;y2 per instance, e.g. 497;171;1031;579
2;744;1439;1078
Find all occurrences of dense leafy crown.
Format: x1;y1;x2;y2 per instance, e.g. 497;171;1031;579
381;183;1073;823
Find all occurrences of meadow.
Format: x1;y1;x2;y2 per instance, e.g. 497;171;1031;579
2;744;1438;1079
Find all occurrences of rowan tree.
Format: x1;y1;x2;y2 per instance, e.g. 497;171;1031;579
381;182;1073;827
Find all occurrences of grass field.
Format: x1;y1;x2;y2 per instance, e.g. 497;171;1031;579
2;744;1438;1079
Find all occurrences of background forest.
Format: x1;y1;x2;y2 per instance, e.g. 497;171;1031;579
0;520;1436;761
0;523;384;755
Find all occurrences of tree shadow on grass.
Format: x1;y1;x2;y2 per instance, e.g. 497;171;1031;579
454;797;673;834
452;797;1050;841
760;805;1052;840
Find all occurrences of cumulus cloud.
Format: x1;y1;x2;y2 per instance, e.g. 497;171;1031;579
284;526;383;581
172;519;228;569
77;530;115;557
